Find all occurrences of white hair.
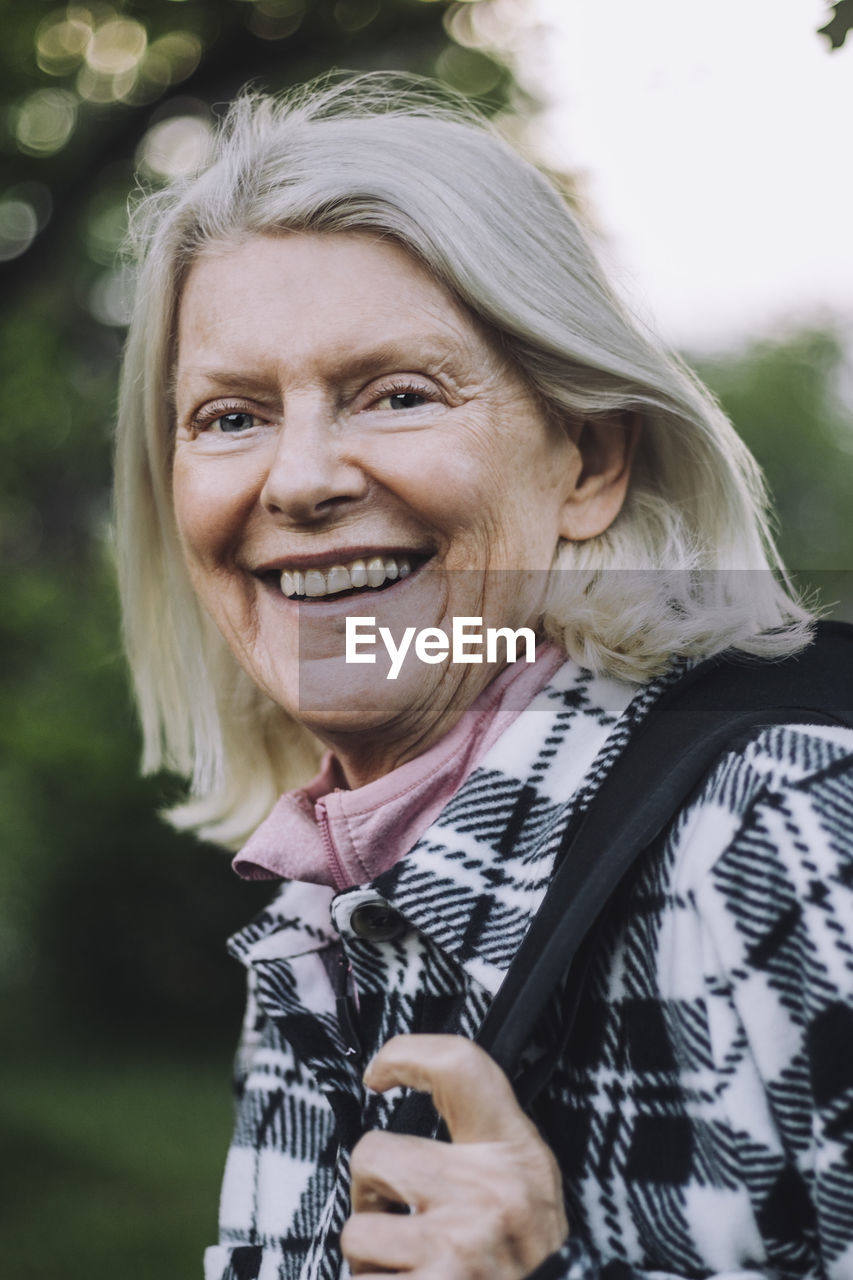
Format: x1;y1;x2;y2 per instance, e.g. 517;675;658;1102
114;72;811;848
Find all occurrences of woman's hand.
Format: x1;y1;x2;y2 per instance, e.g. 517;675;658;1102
341;1034;569;1279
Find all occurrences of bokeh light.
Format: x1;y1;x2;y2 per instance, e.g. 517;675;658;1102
84;17;147;76
435;45;503;95
137;114;214;180
88;264;136;326
144;32;203;87
14;89;78;156
333;0;382;33
35;7;93;76
134;49;173;98
245;0;305;41
33;6;163;106
108;32;203;109
444;1;518;50
77;64;123;103
8;181;53;231
0;199;39;262
86;195;129;266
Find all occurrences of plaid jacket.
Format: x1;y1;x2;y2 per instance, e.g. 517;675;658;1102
203;658;853;1280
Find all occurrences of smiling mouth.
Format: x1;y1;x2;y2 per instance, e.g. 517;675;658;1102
272;554;427;602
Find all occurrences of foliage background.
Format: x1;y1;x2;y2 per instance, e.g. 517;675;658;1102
1;2;850;1275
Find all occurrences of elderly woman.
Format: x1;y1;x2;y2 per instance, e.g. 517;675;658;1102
115;76;853;1280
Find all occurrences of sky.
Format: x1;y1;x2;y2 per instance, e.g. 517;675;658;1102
504;0;853;352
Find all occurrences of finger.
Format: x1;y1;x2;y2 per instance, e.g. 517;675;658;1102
363;1034;537;1145
341;1210;422;1274
350;1129;454;1213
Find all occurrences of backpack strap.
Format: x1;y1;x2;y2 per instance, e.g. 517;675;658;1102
475;620;853;1089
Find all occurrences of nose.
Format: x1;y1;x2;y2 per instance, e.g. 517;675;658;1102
260;403;368;524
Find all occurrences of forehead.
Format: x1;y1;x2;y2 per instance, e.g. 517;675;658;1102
175;231;490;370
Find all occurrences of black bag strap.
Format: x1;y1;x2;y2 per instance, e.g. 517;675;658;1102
475;620;853;1086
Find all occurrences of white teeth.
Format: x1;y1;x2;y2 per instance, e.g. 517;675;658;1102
278;554;418;599
366;556;386;588
304;569;327;598
326;565;350;594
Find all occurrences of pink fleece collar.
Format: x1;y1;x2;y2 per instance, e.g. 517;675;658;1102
233;647;565;890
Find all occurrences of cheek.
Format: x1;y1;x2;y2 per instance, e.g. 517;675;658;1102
371;437;508;532
171;456;245;567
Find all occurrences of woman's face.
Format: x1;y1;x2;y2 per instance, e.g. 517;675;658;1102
172;232;627;783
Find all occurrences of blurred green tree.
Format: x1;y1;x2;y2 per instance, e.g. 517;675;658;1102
695;329;853;620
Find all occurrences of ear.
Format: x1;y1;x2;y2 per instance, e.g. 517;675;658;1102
558;413;639;541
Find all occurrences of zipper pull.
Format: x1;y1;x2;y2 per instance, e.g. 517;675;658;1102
334;947;362;1063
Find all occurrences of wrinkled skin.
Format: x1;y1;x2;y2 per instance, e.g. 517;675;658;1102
342;1035;569;1279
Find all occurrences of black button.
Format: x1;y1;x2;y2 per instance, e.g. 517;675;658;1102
349;902;406;942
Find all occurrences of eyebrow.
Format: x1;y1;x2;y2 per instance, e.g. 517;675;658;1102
171;334;469;403
171;368;281;401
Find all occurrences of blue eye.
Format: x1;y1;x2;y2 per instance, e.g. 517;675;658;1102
375;391;428;411
388;392;425;410
214;412;256;432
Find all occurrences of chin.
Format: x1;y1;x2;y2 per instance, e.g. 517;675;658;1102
285;653;433;735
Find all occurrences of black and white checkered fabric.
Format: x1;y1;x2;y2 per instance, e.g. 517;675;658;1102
203;658;853;1280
